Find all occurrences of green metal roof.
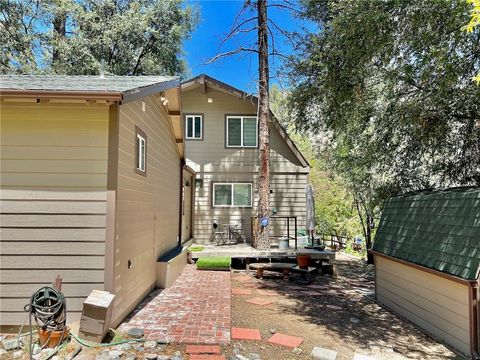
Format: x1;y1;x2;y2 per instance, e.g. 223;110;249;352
372;187;480;280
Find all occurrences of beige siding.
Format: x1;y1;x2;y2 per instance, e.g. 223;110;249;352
192;173;308;244
0;102;109;325
182;89;306;173
182;87;309;245
112;95;181;326
375;256;471;355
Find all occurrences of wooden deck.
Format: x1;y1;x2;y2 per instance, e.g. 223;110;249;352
189;243;336;261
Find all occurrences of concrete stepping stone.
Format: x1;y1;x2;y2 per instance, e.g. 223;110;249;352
300;291;323;296
186;345;221;354
325;305;342;310
232;288;252;295
231;327;262;340
246;297;273;306
311;346;337;360
267;333;304;348
354;353;376;360
307;284;329;290
256;289;280;296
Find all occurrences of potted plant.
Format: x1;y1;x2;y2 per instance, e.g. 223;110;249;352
297;254;311;269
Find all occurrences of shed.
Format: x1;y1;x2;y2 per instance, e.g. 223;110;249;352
0;75;191;328
371;188;480;358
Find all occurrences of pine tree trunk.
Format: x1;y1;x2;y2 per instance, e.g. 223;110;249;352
254;0;271;250
52;2;67;70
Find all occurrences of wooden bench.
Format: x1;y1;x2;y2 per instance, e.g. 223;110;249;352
249;263;295;280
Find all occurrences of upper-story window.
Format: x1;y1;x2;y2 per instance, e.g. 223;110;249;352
185;114;203;140
226;116;258;148
135;126;147;176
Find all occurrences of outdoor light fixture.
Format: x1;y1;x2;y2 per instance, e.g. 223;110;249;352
195;179;204;188
160;96;169;106
207;97;213;103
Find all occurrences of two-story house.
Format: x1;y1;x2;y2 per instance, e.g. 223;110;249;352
181;75;310;245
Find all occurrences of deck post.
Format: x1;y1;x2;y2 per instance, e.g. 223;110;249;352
294;216;297;250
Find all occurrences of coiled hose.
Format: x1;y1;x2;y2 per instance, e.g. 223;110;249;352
20;286;68;360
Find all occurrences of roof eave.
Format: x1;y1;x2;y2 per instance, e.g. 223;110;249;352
0;89;123;101
122;78;181;104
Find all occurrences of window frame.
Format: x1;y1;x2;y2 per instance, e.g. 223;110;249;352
134;126;147;176
185;114;204;140
212;182;253;208
225;115;258;148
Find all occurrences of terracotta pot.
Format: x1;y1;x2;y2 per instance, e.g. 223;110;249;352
38;328;69;348
297;255;311;269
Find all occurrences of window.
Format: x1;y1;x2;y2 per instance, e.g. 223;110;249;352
213;183;252;207
135;127;146;176
185;114;203;139
226;116;257;147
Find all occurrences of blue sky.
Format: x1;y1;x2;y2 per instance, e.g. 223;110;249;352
184;0;314;94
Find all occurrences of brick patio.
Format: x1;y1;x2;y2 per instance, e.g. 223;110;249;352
118;265;231;344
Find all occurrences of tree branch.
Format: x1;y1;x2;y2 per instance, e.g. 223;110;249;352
206;47;259;64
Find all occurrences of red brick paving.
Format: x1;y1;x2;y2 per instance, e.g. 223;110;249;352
267;333;304;348
231;288;252;295
231;327;262;340
190;355;225;360
246;297;273;306
186;345;221;354
118;265;230;344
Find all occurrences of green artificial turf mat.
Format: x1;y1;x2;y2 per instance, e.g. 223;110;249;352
188;246;205;252
196;257;231;270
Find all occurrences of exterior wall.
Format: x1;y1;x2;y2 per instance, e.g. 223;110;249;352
183;88;309;244
111;94;181;326
375;255;471;355
0;102;109;325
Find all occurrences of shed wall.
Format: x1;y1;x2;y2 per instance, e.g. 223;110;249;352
111;95;181;326
0;102;109;324
375;255;471;355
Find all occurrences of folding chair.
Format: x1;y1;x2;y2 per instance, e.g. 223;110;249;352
212;219;227;245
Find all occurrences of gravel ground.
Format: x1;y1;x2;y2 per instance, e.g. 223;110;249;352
226;252;465;360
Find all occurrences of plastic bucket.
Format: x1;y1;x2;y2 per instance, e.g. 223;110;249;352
278;237;289;250
38;328;70;348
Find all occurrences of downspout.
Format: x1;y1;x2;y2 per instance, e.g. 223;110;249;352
469;280;480;359
178;160;185;247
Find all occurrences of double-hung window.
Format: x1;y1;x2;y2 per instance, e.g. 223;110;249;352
185;114;203;140
213;183;252;207
226;116;257;147
135;127;147;176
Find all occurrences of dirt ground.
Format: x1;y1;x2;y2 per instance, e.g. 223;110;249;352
226;253;465;360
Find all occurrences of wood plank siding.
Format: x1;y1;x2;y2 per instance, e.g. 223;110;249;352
375;256;471;355
182;88;309;244
0;102;109;325
111;94;181;326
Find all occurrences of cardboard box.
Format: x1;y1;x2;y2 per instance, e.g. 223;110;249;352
78;290;115;343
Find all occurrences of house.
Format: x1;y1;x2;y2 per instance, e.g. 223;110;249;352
370;188;480;358
0;75;192;328
181;75;310;244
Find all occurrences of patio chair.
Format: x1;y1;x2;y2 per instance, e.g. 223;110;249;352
212;219;227;245
229;219;244;244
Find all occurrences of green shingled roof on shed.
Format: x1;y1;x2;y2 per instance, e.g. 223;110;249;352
372;187;480;280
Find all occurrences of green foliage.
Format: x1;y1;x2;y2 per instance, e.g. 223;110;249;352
0;0;198;75
464;0;480;83
196;257;231;270
270;87;362;239
287;0;480;251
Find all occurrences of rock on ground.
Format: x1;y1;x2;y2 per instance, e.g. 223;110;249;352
311;347;338;360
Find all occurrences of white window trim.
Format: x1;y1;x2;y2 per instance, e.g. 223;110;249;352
137;133;146;172
212;182;253;207
226;115;258;148
185;114;203;140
